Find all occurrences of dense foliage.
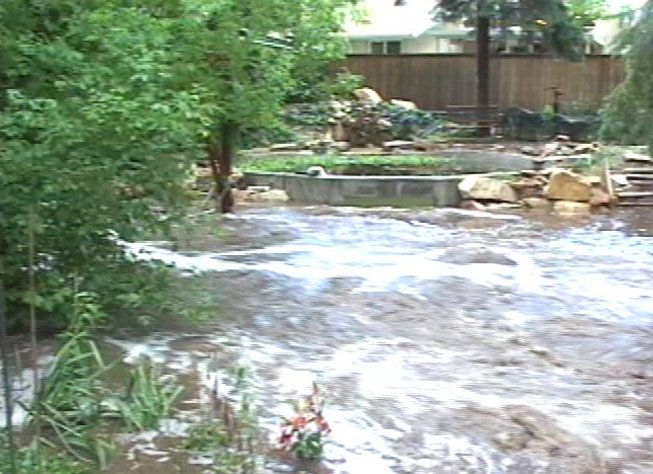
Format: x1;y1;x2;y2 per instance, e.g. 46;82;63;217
0;0;357;329
600;1;653;150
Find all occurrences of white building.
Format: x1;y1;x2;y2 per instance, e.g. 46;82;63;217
345;0;627;55
345;0;469;55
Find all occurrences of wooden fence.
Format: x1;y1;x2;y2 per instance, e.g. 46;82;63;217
344;54;626;112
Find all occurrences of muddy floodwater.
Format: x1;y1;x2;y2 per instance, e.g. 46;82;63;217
47;206;653;472
111;205;653;474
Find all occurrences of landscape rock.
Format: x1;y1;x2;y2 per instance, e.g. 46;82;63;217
510;178;544;199
260;190;290;202
459;176;519;203
485;202;523;210
522;197;550;209
389;99;417;110
460;200;486;211
540;142;561;156
382;140;414;151
583;175;602;186
306;166;328;177
553;200;591;215
611;174;630;188
332;141;351;152
624;152;652;163
270;143;302;152
546;170;591;202
574;143;600;154
589;188;612;207
235;188;290;203
248;185;271;193
353;87;383;105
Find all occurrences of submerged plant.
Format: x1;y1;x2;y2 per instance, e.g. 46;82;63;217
278;383;331;461
183;361;263;473
111;363;183;431
21;290;184;468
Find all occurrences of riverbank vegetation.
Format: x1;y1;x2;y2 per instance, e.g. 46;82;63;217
0;0;360;471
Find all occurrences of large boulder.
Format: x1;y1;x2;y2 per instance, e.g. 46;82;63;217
389;99;417;110
510;177;544;199
459;176;519;203
553;200;590;215
353;87;383;105
589;188;612;207
522;197;550;209
546;170;591;202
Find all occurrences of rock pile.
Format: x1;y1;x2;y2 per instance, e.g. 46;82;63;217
459;167;616;215
269;87;425;153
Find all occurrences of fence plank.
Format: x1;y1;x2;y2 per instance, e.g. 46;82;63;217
344;54;625;112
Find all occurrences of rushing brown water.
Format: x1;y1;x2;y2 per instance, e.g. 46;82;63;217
112;205;653;474
6;205;653;473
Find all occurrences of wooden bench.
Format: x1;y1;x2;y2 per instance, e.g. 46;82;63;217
445;105;501;135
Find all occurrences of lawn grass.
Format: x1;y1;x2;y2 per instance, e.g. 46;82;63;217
241;154;447;173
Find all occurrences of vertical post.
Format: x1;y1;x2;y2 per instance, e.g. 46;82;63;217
0;276;17;474
476;0;491;137
477;15;491;108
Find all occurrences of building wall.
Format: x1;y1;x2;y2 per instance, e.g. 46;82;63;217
406;36;462;54
349;36;463;54
349;40;370;54
592;18;622;53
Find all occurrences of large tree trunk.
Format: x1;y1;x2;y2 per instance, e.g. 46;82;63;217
477;11;491;137
207;121;239;213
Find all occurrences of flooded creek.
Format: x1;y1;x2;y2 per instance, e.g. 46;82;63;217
8;205;653;473
114;206;653;473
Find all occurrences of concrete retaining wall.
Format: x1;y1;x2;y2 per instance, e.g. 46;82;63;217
244;172;485;207
243;149;530;207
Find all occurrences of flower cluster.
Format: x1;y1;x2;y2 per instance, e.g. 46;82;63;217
278;382;331;460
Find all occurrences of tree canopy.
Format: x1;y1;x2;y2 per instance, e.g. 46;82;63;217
0;0;357;328
600;0;653;151
434;0;589;59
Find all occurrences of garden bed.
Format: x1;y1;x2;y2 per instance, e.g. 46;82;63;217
241;155;482;176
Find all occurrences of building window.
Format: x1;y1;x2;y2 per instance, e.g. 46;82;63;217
386;41;402;54
371;41;402;55
371;42;385;54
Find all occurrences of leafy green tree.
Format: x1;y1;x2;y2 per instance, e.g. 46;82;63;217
434;0;588;118
0;0;205;328
0;0;358;328
174;0;357;212
567;0;608;27
600;1;653;150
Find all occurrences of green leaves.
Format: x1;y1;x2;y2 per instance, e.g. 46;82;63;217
435;0;589;60
600;1;653;151
0;0;360;327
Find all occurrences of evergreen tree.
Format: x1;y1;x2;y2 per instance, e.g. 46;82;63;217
434;1;588;114
600;1;653;151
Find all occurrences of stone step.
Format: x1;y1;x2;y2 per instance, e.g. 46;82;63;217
617;201;653;207
624;152;652;163
623;168;653;174
617;191;653;199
